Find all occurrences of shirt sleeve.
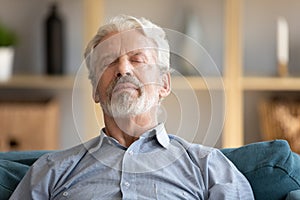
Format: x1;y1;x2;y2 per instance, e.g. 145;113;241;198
205;149;254;200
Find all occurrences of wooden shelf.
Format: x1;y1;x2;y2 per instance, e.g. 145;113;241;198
171;76;225;90
0;75;225;91
176;76;300;91
0;75;75;89
243;77;300;91
172;76;300;91
4;75;299;92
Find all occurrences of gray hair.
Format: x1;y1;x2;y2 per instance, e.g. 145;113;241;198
84;15;170;87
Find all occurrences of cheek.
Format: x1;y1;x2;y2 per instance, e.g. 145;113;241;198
144;85;160;100
97;82;107;101
97;69;114;101
134;67;161;86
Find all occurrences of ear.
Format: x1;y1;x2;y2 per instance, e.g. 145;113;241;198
93;86;100;103
159;72;171;99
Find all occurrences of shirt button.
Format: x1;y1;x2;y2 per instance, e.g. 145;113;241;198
124;181;130;187
128;150;134;156
63;191;69;197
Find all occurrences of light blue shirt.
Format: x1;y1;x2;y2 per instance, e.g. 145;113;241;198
10;124;254;199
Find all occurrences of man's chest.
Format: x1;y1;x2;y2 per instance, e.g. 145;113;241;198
51;163;204;200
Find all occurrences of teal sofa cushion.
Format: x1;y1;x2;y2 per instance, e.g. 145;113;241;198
0;151;51;200
221;140;300;200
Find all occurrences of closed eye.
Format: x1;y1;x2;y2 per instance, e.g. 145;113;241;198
131;58;144;63
131;53;146;64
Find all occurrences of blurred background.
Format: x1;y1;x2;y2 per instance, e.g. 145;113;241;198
0;0;299;152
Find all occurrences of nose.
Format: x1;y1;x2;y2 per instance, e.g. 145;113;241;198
115;56;133;78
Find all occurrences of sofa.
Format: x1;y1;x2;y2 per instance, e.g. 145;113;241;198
1;140;300;200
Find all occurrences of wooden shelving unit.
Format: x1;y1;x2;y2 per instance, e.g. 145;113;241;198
222;0;300;147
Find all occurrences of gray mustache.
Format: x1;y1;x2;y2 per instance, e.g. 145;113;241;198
106;76;143;99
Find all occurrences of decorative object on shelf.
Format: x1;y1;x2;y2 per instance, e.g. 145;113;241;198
0;22;17;81
172;8;203;76
277;17;289;77
259;97;300;153
45;2;64;75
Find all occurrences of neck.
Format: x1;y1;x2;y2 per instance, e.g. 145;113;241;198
103;111;158;147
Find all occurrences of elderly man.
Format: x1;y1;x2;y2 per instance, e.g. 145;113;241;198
10;15;254;199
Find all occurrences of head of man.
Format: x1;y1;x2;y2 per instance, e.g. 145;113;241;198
84;15;171;122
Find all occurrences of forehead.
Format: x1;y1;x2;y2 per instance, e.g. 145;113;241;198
93;29;157;58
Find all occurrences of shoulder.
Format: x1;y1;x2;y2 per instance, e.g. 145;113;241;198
168;134;223;163
34;136;101;168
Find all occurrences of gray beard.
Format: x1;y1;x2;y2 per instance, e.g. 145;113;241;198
102;88;156;118
101;76;156;118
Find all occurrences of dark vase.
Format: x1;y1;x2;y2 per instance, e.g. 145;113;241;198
45;3;64;75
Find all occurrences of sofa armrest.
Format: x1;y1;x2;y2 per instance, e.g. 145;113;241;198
221;140;300;200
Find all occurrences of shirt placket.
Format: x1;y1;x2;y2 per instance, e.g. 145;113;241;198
120;145;138;200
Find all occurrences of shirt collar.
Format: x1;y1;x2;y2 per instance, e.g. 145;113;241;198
89;123;170;153
135;123;170;149
153;123;170;149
